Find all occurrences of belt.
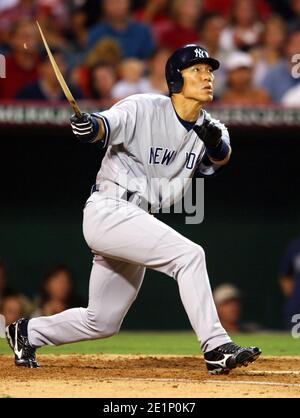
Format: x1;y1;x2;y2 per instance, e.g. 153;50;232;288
91;184;154;213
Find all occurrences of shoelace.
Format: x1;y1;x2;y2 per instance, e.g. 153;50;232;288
22;337;36;359
217;342;244;354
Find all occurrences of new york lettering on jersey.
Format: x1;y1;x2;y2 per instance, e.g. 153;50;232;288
148;147;198;171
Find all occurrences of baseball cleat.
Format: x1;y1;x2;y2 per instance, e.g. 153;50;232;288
6;318;39;368
204;342;261;375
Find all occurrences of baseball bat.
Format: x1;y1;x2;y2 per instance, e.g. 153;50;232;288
36;21;82;118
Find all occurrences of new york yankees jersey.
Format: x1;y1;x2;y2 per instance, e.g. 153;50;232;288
92;94;230;210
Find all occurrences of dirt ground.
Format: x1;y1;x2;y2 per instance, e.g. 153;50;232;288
0;354;300;398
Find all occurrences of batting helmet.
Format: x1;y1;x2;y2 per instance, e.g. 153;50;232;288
165;44;220;94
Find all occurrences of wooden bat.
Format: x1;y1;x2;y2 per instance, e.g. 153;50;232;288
36;21;82;118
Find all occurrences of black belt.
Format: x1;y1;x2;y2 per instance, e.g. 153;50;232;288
91;184;99;195
91;184;154;213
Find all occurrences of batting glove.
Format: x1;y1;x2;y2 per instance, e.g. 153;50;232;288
194;119;230;161
70;112;99;143
193;119;222;149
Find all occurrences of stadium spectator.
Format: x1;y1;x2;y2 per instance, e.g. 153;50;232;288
220;0;264;52
288;0;300;30
87;0;155;60
64;6;88;70
198;12;232;97
33;0;71;51
261;28;300;102
0;0;18;12
279;237;300;329
1;294;27;325
0;1;69;47
213;284;241;333
84;37;123;70
142;48;170;94
0;0;37;46
31;265;84;318
202;0;271;19
213;283;261;333
158;0;202;50
89;63;117;105
198;12;226;54
112;58;148;99
0;19;39;99
72;37;122;99
251;15;287;87
134;0;172;42
219;51;270;105
36;0;70;29
71;0;101;28
16;50;82;101
267;0;293;19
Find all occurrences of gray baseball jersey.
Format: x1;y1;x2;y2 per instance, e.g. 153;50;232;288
92;93;230;210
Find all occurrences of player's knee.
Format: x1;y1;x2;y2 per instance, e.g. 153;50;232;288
85;310;120;338
173;243;205;277
194;244;205;260
183;243;205;263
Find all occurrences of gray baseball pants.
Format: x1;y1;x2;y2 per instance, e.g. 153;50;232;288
28;188;231;352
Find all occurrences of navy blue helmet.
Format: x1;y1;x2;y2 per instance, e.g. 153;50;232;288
165;44;220;94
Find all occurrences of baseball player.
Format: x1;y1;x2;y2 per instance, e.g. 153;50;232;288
6;45;261;375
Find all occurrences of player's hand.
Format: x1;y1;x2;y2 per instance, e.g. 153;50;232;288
70;112;99;143
193;119;222;148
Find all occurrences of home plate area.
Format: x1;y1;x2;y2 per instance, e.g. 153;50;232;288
0;355;300;398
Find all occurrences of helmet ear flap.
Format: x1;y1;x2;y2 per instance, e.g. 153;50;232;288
170;69;184;94
166;61;184;94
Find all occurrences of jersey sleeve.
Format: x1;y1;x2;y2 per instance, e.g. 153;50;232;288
92;97;138;148
194;152;225;178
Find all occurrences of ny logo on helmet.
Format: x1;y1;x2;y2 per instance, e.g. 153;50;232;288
194;48;208;58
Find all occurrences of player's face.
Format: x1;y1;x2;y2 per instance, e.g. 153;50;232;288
181;63;215;103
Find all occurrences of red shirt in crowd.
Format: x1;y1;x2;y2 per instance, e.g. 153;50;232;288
133;9;173;44
202;0;271;19
157;22;199;50
0;53;39;99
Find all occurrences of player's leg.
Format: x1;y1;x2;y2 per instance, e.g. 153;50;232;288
6;256;145;364
83;193;231;353
82;194;261;375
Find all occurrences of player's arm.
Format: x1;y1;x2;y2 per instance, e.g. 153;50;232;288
193;119;231;166
70;112;108;147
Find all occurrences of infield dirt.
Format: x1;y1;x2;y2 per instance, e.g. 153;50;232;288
0;355;300;398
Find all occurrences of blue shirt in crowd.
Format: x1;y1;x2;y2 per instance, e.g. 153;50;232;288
262;60;300;102
16;80;82;101
87;20;155;59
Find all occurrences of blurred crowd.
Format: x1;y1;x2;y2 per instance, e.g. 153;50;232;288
2;230;300;330
0;262;85;325
0;0;300;106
